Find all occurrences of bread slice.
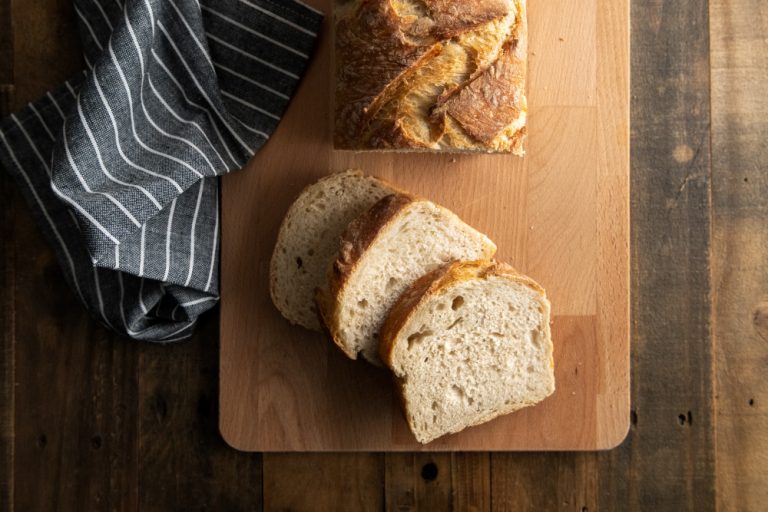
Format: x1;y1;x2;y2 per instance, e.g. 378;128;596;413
270;170;396;330
317;193;496;364
380;260;554;444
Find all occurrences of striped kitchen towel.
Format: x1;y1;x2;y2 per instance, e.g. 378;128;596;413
0;0;323;341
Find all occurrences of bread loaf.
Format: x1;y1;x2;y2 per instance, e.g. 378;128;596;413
334;0;527;153
270;170;396;330
380;260;554;444
317;193;496;364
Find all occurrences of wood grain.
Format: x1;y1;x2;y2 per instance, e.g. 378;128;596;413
264;453;383;511
220;0;630;452
138;312;264;512
490;453;598;511
0;175;14;512
710;1;768;510
0;0;14;509
385;453;453;511
604;0;716;509
451;454;491;512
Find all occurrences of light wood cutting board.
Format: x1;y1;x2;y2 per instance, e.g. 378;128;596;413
219;0;629;451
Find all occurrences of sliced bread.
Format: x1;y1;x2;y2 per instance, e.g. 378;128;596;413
317;194;496;364
379;260;555;444
270;170;396;331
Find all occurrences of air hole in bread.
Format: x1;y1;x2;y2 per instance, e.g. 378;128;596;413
491;332;504;338
407;329;434;350
447;317;463;330
385;277;399;291
449;385;465;402
308;249;315;256
436;303;446;311
526;365;535;373
451;296;465;310
296;257;303;269
358;299;369;309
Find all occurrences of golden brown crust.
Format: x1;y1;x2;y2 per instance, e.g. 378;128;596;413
436;0;527;145
335;0;527;152
334;1;432;148
379;259;546;366
441;41;526;143
316;193;417;359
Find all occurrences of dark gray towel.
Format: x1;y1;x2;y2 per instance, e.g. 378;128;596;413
0;0;323;341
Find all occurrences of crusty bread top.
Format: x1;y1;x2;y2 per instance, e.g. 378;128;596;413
379;259;545;366
438;6;527;145
335;0;527;153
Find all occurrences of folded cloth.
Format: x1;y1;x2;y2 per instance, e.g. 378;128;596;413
0;0;322;341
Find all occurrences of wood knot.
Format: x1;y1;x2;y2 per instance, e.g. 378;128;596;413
673;144;694;163
753;301;768;342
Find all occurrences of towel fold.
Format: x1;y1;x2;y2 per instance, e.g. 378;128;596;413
0;0;323;341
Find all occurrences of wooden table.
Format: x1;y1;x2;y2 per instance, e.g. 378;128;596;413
1;0;766;510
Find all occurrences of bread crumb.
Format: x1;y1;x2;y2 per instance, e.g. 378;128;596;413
450;158;457;163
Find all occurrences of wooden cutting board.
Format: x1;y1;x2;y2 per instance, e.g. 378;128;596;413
219;0;629;451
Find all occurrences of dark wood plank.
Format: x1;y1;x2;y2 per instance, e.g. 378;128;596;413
385;453;453;511
9;0;84;100
595;0;716;509
0;179;14;512
138;311;264;512
263;454;383;511
0;0;12;87
0;2;14;510
710;1;768;509
452;453;491;512
490;453;598;511
380;453;489;511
